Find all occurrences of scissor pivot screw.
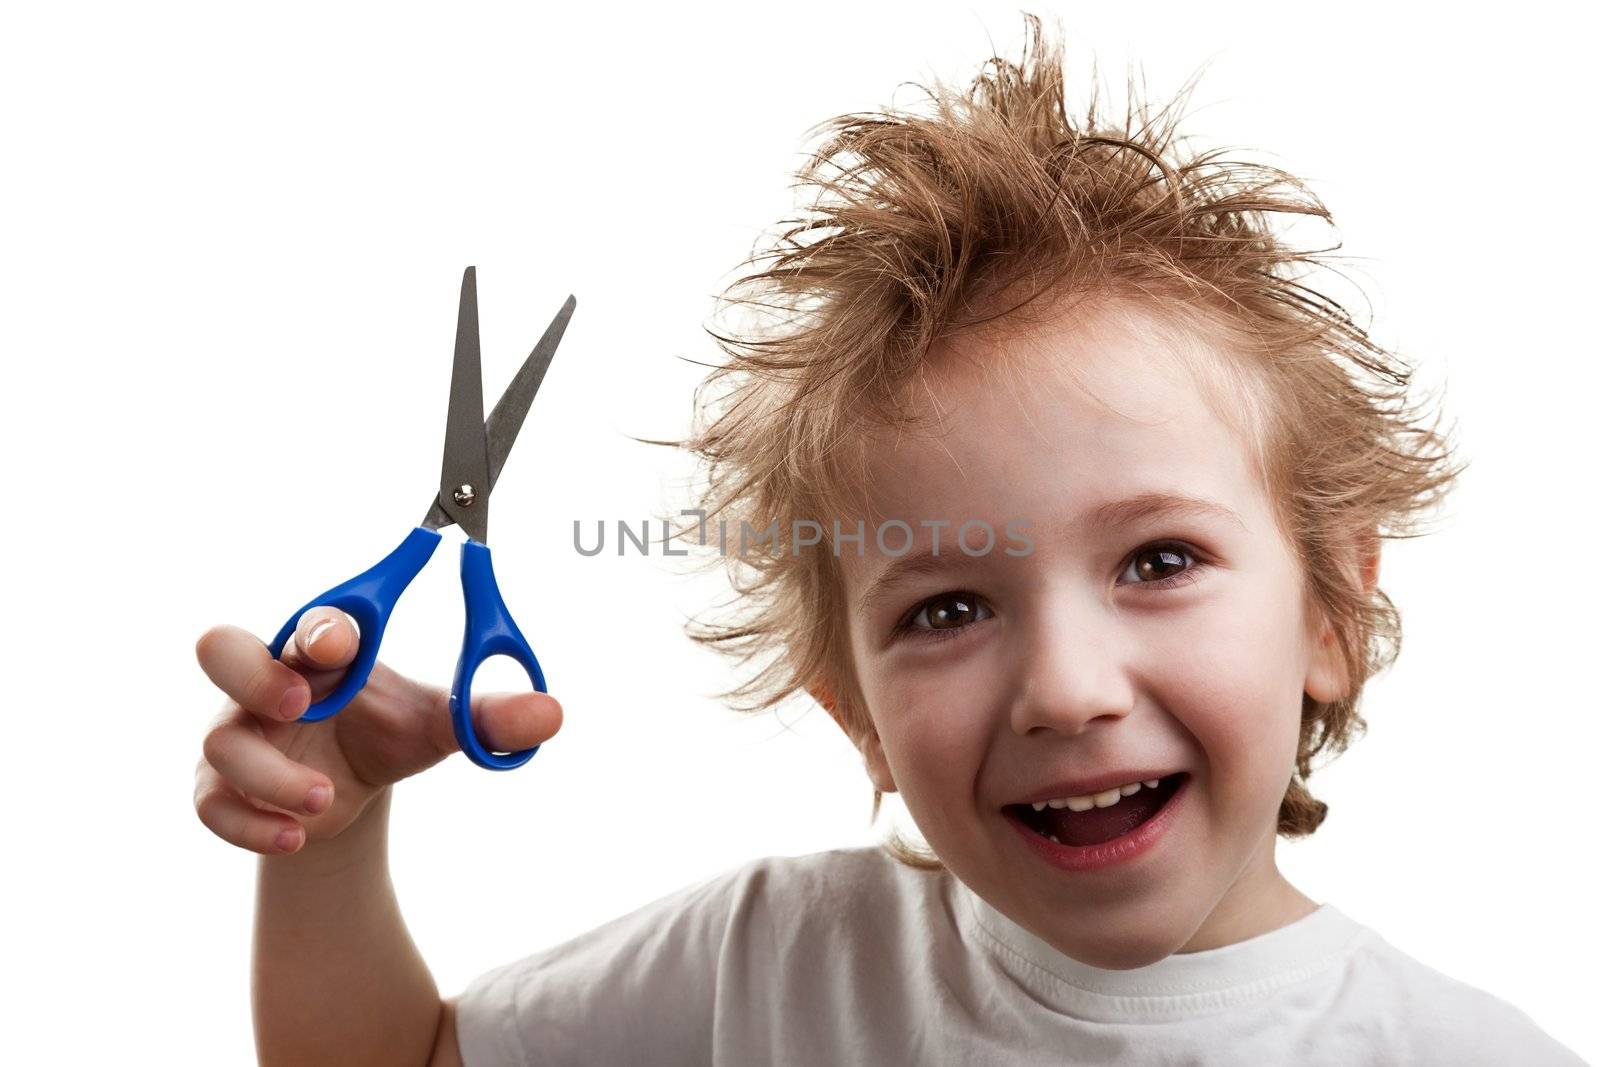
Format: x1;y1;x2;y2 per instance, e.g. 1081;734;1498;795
454;484;477;507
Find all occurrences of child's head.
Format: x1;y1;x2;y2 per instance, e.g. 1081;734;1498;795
668;14;1464;963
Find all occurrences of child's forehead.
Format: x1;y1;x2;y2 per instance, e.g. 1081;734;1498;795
863;305;1243;463
948;293;1235;392
844;411;1254;539
826;303;1269;537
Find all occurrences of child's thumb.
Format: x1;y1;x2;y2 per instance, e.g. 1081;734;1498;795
425;688;564;761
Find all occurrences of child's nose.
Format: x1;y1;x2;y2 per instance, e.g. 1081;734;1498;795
1005;635;1135;738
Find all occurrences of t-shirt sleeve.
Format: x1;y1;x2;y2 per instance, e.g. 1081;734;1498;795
453;866;742;1067
1399;981;1588;1066
1348;933;1590;1067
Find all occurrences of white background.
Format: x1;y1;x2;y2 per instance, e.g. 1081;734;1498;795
4;2;1596;1062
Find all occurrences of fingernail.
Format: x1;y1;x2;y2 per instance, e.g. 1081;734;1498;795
305;619;336;651
304;785;331;814
275;827;302;853
278;688;307;720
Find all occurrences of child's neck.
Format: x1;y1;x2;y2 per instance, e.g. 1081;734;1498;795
1178;845;1318;954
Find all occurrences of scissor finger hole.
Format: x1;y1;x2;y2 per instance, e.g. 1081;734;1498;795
468;654;543;753
471;653;540;697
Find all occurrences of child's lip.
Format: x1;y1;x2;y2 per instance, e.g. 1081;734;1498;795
1009;768;1188;807
1005;773;1191;872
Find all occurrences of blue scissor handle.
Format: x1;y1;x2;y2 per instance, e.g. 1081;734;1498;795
450;539;547;770
267;526;443;722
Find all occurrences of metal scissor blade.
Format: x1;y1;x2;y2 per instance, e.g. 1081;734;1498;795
485;294;576;493
437;266;491;544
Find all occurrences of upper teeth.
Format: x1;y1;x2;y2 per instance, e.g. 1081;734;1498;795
1030;778;1163;813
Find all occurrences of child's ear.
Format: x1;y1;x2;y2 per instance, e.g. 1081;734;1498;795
807;682;898;794
1353;528;1381;594
1304;529;1382;703
857;729;898;795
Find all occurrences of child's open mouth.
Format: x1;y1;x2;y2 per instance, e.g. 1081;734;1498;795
1005;773;1188;847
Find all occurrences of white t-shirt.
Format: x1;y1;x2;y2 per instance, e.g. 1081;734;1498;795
456;847;1585;1066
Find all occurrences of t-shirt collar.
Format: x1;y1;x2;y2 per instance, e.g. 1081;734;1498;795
953;878;1368;1021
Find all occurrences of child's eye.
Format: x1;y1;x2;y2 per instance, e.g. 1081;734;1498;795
893;592;993;643
891;543;1207;643
1118;541;1209;591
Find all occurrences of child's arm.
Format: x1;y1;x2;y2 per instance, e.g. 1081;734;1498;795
194;610;560;1066
253;786;457;1066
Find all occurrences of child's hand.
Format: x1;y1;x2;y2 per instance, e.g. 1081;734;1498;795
193;607;563;855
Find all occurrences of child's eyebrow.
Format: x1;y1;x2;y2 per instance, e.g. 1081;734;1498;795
857;549;974;617
855;492;1244;617
1082;491;1245;536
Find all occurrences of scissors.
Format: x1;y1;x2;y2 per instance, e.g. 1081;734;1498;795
267;267;574;770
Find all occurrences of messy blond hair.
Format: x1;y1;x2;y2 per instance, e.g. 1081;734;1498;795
652;13;1466;870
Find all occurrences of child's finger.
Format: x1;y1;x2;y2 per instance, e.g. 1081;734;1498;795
279;607;360;673
195;624;312;723
202;712;334;816
194;763;307;855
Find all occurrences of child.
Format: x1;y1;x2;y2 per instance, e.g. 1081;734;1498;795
194;14;1586;1065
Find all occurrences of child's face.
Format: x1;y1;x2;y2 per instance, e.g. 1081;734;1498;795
833;297;1353;967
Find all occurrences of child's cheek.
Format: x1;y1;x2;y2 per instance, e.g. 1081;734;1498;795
1154;614;1308;820
872;683;989;828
